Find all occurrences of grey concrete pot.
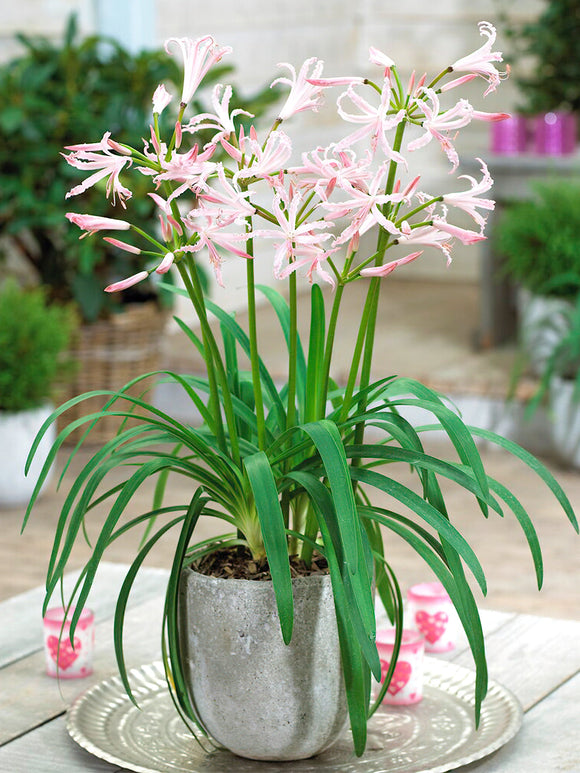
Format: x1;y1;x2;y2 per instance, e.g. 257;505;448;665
178;567;347;761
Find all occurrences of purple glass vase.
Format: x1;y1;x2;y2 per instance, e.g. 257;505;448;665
533;112;577;155
490;114;528;155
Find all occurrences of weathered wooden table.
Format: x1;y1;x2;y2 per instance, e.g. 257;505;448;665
1;563;579;772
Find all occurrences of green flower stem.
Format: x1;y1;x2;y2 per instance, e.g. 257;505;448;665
319;283;345;419
282;267;299;536
177;260;240;466
338;286;374;424
245;243;267;451
286;268;298;432
346;120;407;433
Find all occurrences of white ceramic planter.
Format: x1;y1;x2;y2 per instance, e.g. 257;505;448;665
549;376;580;468
517;289;573;376
0;404;55;507
178;568;347;761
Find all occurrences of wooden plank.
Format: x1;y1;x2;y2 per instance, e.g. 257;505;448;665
465;672;580;771
0;717;121;772
0;563;169;669
451;612;580;711
0;593;165;746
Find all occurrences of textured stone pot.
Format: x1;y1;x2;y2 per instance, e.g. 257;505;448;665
0;403;55;507
178;567;347;761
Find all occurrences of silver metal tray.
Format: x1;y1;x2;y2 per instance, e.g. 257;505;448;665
67;659;522;773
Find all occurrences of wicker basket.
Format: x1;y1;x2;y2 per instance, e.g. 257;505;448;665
58;302;168;443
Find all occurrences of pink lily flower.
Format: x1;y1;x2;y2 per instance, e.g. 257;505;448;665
152;144;218;201
272;58;326;121
471;110;511;123
105;271;149;293
225;128;293;182
369;47;395;72
194;165;256;220
183;84;254;142
336;80;406;162
253;192;331;278
306;76;365;88
360;251;423;277
431;217;487;245
450;21;506;97
63;137;133;205
148;193;184;237
103;237;141;254
66;213;131;235
65;131;132;156
278;245;336;288
152;84;172;115
396;222;454;264
165;36;232;105
439;74;478;93
441;158;495;231
182;214;254;286
322;163;403;246
407;89;473;171
291;145;373;198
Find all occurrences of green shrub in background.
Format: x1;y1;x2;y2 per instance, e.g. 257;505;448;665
0;281;76;413
0;16;280;323
496;181;580;298
502;0;580;114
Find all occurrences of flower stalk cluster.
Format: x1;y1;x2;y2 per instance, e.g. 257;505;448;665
64;21;508;475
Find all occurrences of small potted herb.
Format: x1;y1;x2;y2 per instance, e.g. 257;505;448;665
496;180;580;373
0;281;75;506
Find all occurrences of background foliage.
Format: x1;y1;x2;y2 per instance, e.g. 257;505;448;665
0;16;279;322
0;280;75;412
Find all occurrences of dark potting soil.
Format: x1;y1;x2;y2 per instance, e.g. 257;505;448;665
193;546;329;581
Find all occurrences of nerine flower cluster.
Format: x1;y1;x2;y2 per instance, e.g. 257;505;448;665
64;22;508;292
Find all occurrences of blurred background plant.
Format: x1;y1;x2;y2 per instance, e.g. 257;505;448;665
501;0;580;115
0;280;76;413
496;180;580;299
0;15;281;323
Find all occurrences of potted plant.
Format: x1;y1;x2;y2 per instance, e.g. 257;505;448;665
25;23;578;761
516;289;580;467
0;16;279;441
496;180;580;374
0;280;75;506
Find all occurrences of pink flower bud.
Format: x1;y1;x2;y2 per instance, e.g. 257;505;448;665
150;125;161;156
361;251;423;277
66;213;131;234
105;271;149;293
103;237;142;254
156;252;175;274
152;84;172;114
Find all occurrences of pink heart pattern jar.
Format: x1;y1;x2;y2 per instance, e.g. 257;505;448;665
375;628;424;705
407;582;457;653
43;607;95;679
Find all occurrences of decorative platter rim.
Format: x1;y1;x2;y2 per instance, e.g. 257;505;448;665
67;658;523;773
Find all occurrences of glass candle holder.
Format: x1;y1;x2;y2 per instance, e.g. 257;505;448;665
407;582;457;653
533;112;577;155
375;628;424;705
490;114;528;155
43;607;95;679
